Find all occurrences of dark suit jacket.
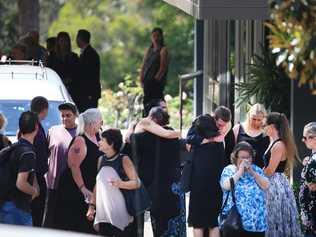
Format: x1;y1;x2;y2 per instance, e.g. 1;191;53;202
76;45;101;99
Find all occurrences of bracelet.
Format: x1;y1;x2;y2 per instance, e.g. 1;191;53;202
89;203;96;209
79;184;85;190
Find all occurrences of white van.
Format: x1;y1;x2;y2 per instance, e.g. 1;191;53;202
0;62;72;141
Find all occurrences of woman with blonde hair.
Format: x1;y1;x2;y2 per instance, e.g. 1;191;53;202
263;112;302;237
233;103;269;168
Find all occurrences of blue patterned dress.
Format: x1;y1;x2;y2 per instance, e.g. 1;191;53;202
220;164;267;233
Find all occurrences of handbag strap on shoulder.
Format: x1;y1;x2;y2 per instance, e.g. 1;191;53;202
219;177;236;217
229;177;237;204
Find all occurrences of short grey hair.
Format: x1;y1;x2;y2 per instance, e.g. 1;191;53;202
304;122;316;136
77;108;102;135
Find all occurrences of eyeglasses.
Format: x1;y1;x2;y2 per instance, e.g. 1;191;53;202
238;156;252;160
302;136;316;142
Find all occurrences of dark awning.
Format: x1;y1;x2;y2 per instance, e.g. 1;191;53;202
163;0;269;20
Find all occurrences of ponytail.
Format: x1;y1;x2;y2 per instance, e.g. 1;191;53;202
267;112;299;170
279;113;299;170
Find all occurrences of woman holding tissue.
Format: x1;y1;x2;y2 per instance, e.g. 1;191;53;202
220;142;269;237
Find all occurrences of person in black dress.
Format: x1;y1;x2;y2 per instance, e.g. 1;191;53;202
233;104;269;168
54;108;103;234
140;27;169;116
186;106;231;237
131;107;185;237
46;31;79;99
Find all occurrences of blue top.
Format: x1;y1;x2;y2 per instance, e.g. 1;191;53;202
220;164;267;232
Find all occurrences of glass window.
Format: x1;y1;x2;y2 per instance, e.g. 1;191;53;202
0;100;62;136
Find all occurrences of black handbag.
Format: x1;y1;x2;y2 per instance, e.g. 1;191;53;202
123;136;151;216
179;152;193;193
219;177;244;237
123;182;151;216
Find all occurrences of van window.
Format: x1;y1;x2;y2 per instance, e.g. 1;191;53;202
0;100;62;136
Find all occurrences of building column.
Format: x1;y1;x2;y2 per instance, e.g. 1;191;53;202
194;19;204;117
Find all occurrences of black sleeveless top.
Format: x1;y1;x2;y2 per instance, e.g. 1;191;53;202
79;134;103;190
263;138;287;173
143;47;168;85
237;125;270;168
99;154;128;181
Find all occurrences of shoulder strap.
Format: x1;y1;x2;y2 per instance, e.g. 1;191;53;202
97;155;103;171
130;135;139;171
220;177;236;213
271;138;282;147
267;138;282;154
230;177;236;204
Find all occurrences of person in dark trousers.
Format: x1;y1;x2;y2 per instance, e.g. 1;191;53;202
42;102;78;228
75;29;101;113
0;111;40;226
30;96;50;226
140;27;169;116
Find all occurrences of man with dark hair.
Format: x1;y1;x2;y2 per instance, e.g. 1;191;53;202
0;111;40;226
187;106;232;145
30;96;50;226
214;105;231;128
30;96;49;114
74;29;101;113
42;102;78;228
213;106;236;167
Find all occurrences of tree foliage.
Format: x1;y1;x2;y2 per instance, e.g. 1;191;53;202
267;0;316;94
0;1;18;54
237;46;291;117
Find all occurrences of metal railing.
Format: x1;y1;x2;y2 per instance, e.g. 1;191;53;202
179;70;203;132
0;58;47;80
0;57;44;67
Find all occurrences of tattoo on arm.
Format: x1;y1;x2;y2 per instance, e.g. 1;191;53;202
74;147;80;154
